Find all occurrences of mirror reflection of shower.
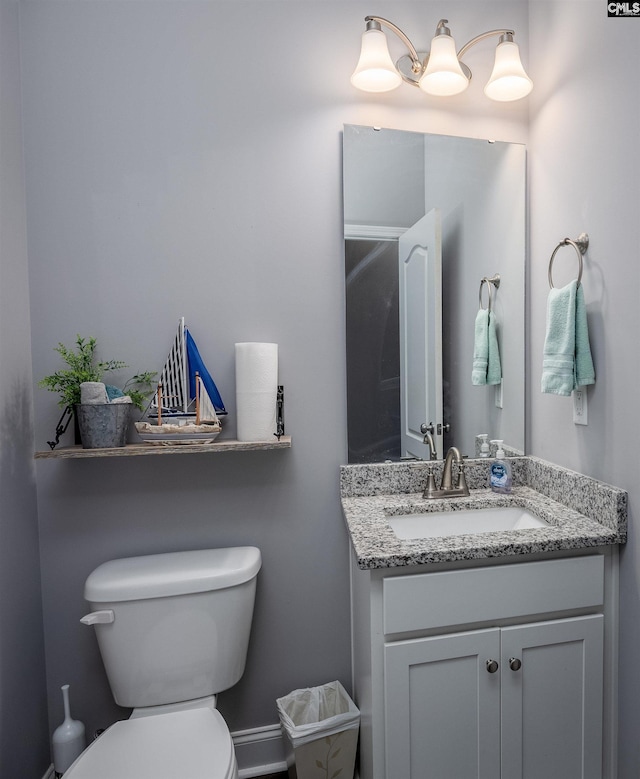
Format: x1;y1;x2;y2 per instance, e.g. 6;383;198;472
346;237;400;463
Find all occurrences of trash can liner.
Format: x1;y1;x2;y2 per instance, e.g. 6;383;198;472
276;681;360;748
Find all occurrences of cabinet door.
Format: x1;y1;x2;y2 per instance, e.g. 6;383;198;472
384;629;501;779
501;615;604;779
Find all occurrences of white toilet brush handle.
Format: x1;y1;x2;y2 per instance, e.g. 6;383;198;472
52;684;86;774
62;684;71;721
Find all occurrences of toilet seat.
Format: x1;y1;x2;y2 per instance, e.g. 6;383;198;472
64;707;237;779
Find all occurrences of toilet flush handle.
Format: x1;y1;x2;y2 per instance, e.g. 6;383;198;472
80;610;114;626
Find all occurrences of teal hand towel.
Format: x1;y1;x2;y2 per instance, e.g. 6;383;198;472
472;309;489;385
575;284;596;387
541;280;595;396
486;312;502;385
472;309;502;386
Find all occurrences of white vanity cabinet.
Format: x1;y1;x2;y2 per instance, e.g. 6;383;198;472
350;550;618;779
384;615;603;779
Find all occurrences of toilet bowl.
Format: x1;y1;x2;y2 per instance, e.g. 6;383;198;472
70;547;261;779
64;707;237;779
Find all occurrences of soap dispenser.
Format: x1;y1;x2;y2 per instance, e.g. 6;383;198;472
489;440;512;494
478;434;490;458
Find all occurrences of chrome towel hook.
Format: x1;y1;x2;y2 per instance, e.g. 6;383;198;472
479;274;501;312
548;233;589;289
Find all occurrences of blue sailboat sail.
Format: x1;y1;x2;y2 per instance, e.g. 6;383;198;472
186;329;226;414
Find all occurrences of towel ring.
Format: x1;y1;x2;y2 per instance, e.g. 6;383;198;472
548;233;589;289
479;274;501;312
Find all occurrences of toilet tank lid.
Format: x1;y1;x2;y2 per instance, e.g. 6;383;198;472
84;547;262;603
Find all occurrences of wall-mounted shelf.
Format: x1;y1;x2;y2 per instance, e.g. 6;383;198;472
34;436;291;460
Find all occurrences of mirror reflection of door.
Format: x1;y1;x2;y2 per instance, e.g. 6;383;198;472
399;209;443;460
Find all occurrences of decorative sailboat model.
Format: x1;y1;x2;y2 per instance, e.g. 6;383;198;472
135;318;226;444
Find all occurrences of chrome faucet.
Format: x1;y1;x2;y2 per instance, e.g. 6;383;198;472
423;446;470;499
420;422;438;461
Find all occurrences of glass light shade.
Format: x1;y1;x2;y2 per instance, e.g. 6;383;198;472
484;40;533;101
419;33;468;96
350;29;402;93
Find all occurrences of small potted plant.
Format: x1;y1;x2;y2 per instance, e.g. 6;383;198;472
40;335;156;449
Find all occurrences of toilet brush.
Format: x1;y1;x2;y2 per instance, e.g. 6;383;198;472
52;684;86;775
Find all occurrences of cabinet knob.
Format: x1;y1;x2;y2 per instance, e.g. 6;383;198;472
486;659;499;673
509;657;522;671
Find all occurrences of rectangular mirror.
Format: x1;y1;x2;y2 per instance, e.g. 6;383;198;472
344;125;526;463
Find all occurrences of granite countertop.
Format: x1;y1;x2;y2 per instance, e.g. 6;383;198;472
340;457;627;570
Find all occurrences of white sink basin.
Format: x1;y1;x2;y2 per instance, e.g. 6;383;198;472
387;506;549;540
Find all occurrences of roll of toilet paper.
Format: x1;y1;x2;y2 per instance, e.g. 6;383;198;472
80;382;109;405
235;343;278;442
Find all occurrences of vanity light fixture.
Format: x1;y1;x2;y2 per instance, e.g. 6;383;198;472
351;17;533;102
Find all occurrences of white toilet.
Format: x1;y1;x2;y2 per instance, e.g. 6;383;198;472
65;546;262;779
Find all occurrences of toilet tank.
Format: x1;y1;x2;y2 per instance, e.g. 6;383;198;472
83;547;261;709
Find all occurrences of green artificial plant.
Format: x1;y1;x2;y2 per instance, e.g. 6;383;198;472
39;335;156;411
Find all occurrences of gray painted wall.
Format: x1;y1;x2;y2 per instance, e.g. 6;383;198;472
0;0;49;774
18;0;529;760
527;3;640;775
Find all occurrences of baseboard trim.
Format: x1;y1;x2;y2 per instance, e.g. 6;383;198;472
232;722;287;778
238;762;288;779
40;727;288;779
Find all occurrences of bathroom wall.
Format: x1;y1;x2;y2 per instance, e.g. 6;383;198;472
18;0;529;765
0;0;49;774
527;2;640;775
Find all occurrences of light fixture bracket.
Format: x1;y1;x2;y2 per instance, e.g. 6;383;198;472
364;15;422;74
456;28;515;60
396;53;471;88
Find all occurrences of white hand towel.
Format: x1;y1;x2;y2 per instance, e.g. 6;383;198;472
80;382;109;404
